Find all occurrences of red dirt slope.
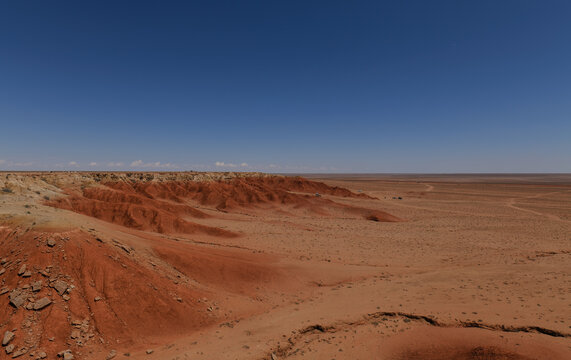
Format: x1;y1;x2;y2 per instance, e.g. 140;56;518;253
124;176;374;211
0;227;212;358
47;187;236;237
47;176;400;235
0;225;296;358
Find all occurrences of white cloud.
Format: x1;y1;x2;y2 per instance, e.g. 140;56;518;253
107;162;124;167
215;161;238;168
214;161;237;167
130;160;178;169
240;162;249;167
68;161;78;166
268;164;278;168
89;162;97;166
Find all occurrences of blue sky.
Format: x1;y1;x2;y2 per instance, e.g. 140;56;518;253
1;1;570;172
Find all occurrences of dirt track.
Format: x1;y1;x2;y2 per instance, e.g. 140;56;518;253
0;173;569;359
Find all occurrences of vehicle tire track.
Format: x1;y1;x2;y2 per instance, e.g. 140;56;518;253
505;190;571;223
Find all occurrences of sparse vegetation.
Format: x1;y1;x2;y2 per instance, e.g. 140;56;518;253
1;187;13;193
43;195;50;200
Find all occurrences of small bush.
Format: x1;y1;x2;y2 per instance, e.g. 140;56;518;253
1;188;13;193
43;195;50;200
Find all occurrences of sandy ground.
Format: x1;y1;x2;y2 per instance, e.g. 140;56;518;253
0;172;569;359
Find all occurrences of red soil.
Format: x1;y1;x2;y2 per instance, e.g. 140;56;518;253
3;173;567;359
383;327;560;360
0;225;294;358
0;228;213;358
0;177;403;356
151;240;292;296
47;187;236;237
47;177;400;230
364;210;402;222
124;176;374;211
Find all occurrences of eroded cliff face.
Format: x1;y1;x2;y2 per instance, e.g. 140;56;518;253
0;172;401;359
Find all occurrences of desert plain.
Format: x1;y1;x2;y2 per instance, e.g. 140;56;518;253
0;172;569;360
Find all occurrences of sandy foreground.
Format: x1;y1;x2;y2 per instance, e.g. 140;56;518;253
0;172;569;360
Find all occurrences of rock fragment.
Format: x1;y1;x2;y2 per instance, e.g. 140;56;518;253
2;331;15;346
17;264;26;276
70;329;80;339
9;291;27;308
106;350;117;359
47;238;56;247
33;297;52;310
0;268;5;275
57;349;73;360
5;344;14;354
11;347;27;358
52;280;68;295
113;241;131;254
146;349;154;354
31;281;42;292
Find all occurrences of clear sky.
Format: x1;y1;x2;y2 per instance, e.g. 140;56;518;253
1;1;570;173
